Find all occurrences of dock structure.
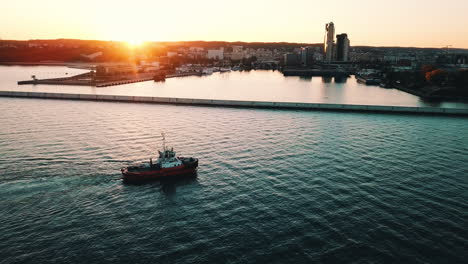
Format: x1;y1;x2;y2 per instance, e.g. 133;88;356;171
95;77;155;87
166;72;203;78
17;71;165;87
1;91;467;116
17;71;205;88
17;72;95;86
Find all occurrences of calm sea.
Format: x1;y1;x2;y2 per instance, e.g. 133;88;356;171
0;66;467;263
1;65;468;109
0;97;467;263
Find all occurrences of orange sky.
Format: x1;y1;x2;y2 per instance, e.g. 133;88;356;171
1;0;468;48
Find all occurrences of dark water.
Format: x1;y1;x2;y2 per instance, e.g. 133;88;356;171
1;98;467;264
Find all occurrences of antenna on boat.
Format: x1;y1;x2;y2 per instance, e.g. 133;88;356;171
161;132;166;151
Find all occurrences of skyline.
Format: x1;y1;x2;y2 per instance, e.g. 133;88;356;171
1;0;468;49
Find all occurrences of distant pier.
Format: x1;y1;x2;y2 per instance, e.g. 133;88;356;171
17;71;160;87
17;70;204;87
1;91;467;116
95;77;155;87
17;72;95;86
166;72;203;78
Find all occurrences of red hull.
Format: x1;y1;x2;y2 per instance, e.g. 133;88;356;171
122;162;198;182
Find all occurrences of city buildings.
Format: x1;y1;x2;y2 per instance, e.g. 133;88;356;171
323;22;350;63
324;22;335;63
336;34;350;62
300;47;316;66
188;47;206;59
284;53;300;66
167;51;178;57
207;48;224;60
230;46;244;60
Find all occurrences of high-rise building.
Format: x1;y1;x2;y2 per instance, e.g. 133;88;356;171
324;22;335;63
336;33;350;62
300;47;315;66
283;53;300;66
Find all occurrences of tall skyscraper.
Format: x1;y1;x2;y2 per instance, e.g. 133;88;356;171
336;33;350;62
324;22;335;63
300;47;315;66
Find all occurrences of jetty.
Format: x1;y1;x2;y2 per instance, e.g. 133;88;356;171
17;70;204;88
166;72;203;78
17;71;163;87
1;91;467;116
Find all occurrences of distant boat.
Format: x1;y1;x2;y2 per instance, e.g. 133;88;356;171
121;133;198;183
379;82;392;89
357;76;381;85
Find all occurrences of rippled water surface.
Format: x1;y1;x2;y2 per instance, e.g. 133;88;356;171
2;65;468;108
0;98;467;263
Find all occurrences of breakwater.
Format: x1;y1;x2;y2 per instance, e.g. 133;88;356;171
17;72;158;87
1;91;467;116
95;77;155;87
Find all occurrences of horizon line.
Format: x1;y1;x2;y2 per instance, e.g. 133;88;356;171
1;38;467;50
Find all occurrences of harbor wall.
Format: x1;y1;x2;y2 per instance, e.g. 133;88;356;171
1;91;467;116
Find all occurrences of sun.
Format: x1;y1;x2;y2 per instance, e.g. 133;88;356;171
125;39;145;48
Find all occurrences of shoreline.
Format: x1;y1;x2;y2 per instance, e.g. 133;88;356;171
392;85;468;101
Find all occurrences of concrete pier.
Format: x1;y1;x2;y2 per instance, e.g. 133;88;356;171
17;72;158;87
1;91;467;116
95;77;155;87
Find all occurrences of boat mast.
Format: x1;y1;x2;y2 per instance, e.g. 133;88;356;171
161;132;166;151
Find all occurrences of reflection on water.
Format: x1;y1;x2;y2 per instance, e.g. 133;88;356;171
299;76;312;81
322;76;333;83
420;98;444;107
1;65;468;108
159;175;199;196
334;76;347;83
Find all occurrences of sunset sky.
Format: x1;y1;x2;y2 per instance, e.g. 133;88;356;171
2;0;468;48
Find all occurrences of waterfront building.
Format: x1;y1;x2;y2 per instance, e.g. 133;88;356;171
313;52;324;62
300;47;315;67
188;47;206;59
253;48;274;60
333;43;337;61
230;52;244;60
324;22;335;63
95;64;138;76
140;61;160;68
167;51;178;57
350;51;384;63
284;53;300;66
229;46;244;60
207;48;224;60
189;47;204;52
383;54;416;66
336;34;350;62
232;46;243;53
